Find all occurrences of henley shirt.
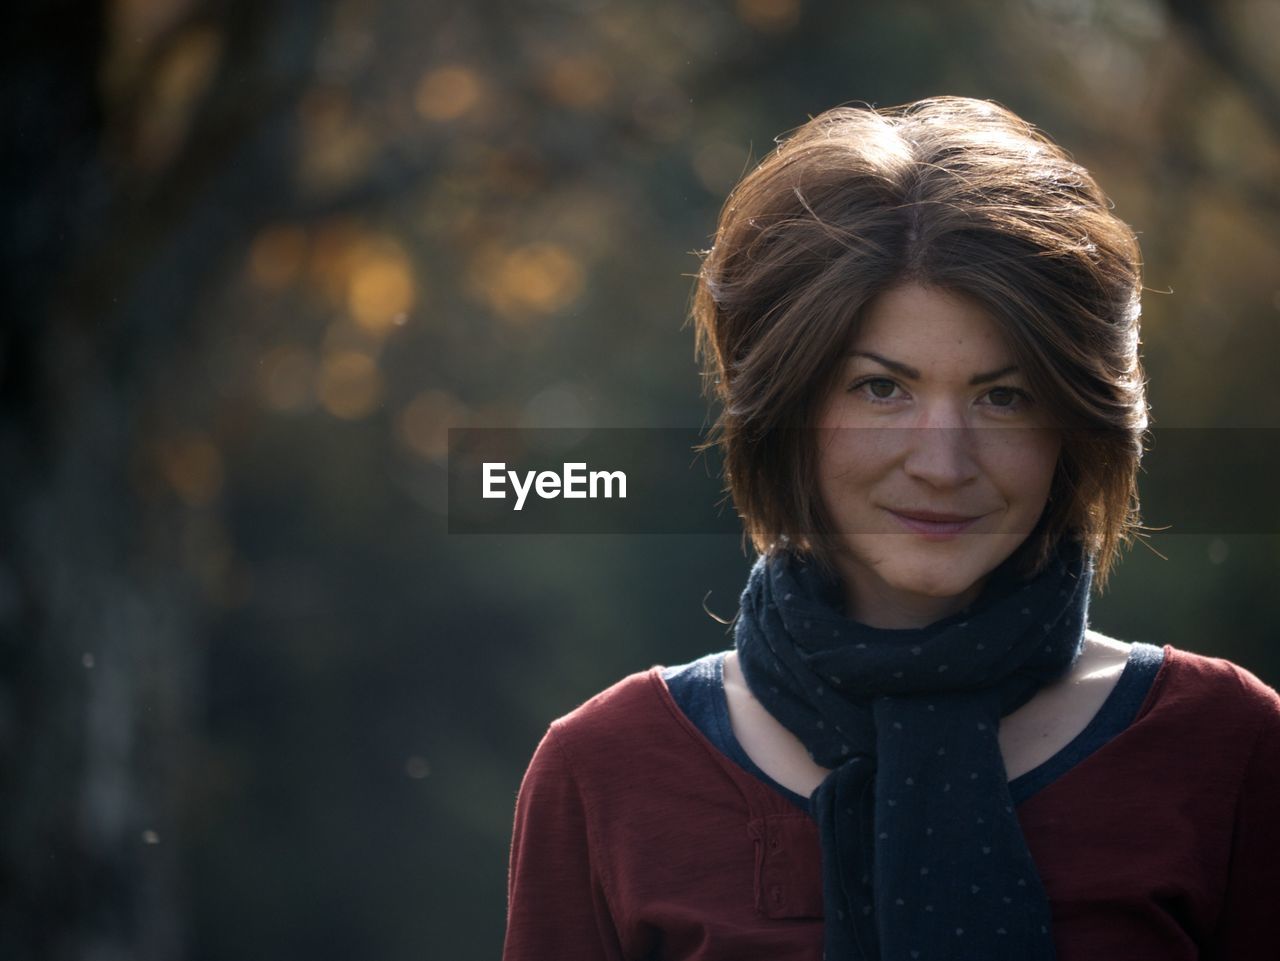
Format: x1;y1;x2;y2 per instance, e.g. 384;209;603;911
503;644;1280;960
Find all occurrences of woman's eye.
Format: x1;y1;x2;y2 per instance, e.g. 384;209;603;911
984;386;1030;410
852;377;900;400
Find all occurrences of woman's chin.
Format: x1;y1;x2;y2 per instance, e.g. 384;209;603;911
878;558;986;600
891;575;974;600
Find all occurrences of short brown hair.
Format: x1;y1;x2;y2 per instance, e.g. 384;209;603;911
691;97;1148;590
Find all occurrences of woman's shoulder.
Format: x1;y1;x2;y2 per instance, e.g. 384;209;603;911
522;661;745;816
1155;641;1280;705
1108;634;1280;742
1085;628;1277;702
543;664;687;759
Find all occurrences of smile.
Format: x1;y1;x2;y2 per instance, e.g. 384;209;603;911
886;509;986;539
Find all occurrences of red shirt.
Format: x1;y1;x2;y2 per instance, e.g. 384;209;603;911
503;645;1280;960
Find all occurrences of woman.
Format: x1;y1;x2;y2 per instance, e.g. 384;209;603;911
502;98;1280;960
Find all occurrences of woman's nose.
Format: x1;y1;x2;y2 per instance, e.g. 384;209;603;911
900;409;979;487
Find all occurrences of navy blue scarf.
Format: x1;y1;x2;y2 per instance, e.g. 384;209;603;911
734;538;1092;961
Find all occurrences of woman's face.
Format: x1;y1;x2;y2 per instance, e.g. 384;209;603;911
814;283;1061;629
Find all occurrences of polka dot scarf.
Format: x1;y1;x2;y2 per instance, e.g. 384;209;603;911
734;537;1092;961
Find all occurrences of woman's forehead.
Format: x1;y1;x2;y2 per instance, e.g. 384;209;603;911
843;285;1020;371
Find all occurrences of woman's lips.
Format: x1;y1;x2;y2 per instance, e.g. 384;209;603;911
886;509;985;539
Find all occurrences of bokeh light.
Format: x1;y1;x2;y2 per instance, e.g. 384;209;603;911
467;241;586;320
317;349;384;420
415;65;482;121
158;434;225;507
249;225;309;291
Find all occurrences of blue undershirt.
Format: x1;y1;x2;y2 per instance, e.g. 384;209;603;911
661;642;1165;812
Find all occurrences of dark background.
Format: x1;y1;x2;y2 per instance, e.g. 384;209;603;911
3;1;1279;959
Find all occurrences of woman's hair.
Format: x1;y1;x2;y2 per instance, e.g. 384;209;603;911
691;97;1148;590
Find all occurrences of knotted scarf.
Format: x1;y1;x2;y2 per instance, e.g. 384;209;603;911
734;537;1092;960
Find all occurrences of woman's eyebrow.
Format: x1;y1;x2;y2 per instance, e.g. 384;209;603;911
848;350;1019;386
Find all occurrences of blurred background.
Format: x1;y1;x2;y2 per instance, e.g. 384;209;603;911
3;0;1279;958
